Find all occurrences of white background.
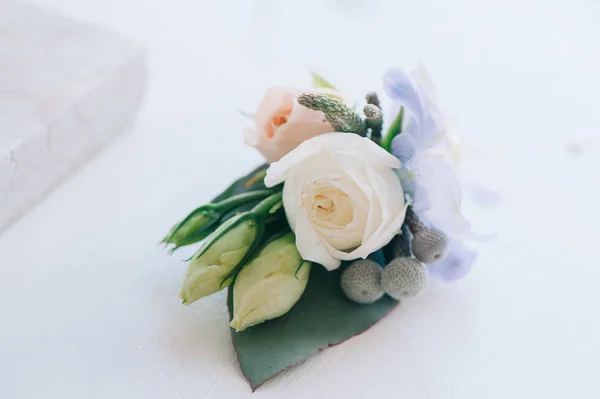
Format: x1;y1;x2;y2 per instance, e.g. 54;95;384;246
1;0;599;398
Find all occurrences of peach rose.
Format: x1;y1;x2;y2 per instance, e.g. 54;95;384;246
244;87;340;162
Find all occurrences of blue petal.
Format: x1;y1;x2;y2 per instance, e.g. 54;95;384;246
382;68;424;125
411;181;431;215
427;240;476;281
383;68;446;149
404;118;419;137
391;133;417;164
397;168;416;198
412;155;471;238
417;103;446;148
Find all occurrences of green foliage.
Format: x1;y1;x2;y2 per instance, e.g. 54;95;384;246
310;70;338;91
211;164;269;203
162;189;274;251
230;232;310;332
381;106;404;152
178;193;285;304
229;266;398;390
162;163;282;251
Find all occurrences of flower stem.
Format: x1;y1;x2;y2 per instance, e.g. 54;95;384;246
250;192;284;218
215;190;274;213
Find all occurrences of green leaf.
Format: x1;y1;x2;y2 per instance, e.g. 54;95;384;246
293;259;306;278
310;70;338;91
380;106;404;152
228;265;398;391
217;200;261;226
211;164;269;203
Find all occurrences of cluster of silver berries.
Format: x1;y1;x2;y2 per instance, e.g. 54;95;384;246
341;207;449;303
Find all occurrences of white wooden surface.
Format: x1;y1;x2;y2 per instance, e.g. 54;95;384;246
1;0;599;398
0;1;145;232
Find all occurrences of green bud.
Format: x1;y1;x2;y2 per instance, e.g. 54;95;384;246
230;233;311;332
180;214;258;304
162;208;219;248
179;192;284;305
163;190;273;250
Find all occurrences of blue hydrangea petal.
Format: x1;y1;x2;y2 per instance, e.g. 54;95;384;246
427;240;476;281
382;68;424;126
391;133;417;165
411;181;431;215
412;155;471;239
397;168;416;198
417;105;446;148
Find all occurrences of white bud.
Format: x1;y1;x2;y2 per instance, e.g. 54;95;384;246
180;214;257;305
230;233;310;332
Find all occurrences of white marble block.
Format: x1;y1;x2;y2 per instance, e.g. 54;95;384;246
0;1;146;232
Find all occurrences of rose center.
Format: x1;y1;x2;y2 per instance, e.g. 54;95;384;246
308;188;352;226
265;106;292;138
272;114;288;127
314;194;335;218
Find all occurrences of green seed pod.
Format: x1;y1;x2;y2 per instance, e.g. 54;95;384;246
340;259;384;304
382;257;428;300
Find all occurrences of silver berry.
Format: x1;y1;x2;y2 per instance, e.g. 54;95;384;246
411;228;449;264
382;257;428;299
341;259;384;304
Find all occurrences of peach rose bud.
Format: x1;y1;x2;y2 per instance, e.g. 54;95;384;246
244;87;341;162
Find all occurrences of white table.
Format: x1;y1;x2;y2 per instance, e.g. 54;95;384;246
1;1;599;398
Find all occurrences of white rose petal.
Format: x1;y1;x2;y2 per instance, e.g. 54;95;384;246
265;133;407;270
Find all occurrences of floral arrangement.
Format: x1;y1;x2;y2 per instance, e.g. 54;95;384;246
162;65;476;390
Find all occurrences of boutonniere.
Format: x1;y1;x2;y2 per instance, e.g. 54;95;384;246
162;65;477;390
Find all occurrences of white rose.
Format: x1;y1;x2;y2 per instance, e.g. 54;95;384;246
264;133;408;270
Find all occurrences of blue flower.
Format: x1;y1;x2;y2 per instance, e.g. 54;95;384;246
383;67;446;150
383;64;475;280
